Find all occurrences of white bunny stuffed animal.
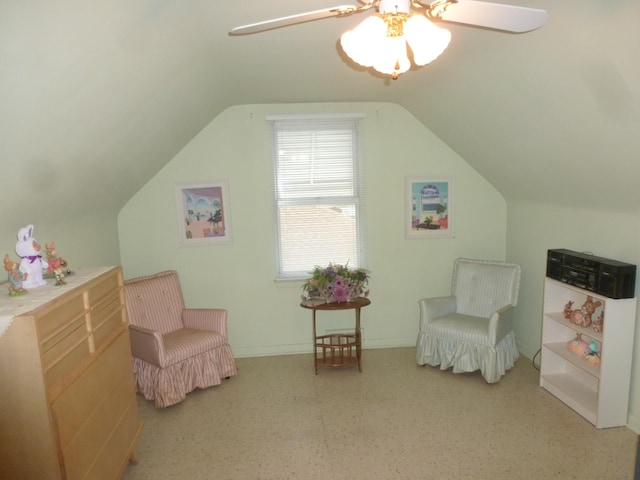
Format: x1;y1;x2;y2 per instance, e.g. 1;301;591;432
15;224;49;288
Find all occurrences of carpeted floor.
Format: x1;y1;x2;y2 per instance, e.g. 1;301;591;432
122;347;638;480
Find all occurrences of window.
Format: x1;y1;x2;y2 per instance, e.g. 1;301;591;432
269;114;365;279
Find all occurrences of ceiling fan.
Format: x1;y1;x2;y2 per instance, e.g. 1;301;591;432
229;0;549;79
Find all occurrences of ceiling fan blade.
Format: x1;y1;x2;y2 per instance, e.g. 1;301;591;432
435;0;549;33
229;5;359;35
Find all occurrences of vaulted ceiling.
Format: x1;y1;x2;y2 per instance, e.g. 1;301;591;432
2;0;639;233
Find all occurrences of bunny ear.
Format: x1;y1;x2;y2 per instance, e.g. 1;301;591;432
17;224;34;242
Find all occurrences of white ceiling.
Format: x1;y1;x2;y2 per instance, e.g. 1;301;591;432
2;0;639;232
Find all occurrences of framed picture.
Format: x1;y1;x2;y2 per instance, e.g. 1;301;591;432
406;176;454;239
175;181;233;246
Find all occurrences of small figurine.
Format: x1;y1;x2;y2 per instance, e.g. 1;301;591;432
45;242;68;286
581;296;602;327
567;333;589;357
563;300;574;319
4;254;28;296
592;310;604;333
15;225;48;288
568;296;602;328
587;339;601;366
568;307;584;326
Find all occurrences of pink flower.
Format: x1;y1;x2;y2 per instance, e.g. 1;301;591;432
331;277;348;302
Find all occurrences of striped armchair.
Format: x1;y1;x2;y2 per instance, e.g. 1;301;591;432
123;270;237;407
416;258;521;383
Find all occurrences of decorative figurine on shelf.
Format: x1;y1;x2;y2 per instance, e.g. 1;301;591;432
592;310;604;333
15;224;48;288
587;339;601;366
563;300;574;319
567;333;590;357
45;242;68;286
581;296;602;327
568;295;603;328
3;254;28;296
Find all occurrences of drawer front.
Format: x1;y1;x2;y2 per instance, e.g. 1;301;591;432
41;317;89;371
84;400;141;480
62;378;137;480
92;292;126;350
92;290;122;326
37;293;87;346
93;307;126;351
44;323;92;397
52;332;139;480
88;270;120;305
52;331;133;449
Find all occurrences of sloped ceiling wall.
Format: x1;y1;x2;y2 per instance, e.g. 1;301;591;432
1;0;639;239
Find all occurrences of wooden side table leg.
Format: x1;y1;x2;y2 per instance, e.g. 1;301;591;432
355;307;362;372
313;310;318;375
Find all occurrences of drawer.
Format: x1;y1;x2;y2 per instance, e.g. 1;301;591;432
37;293;87;344
84;400;141;480
93;307;125;351
52;332;133;449
92;290;122;325
43;324;92;396
41;317;88;369
62;378;137;480
88;270;120;305
53;334;139;480
91;291;125;346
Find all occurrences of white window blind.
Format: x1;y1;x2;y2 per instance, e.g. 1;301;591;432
270;114;365;279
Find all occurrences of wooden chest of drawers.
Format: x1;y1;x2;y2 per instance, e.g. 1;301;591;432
0;267;143;479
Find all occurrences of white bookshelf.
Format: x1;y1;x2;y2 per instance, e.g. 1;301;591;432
539;278;637;428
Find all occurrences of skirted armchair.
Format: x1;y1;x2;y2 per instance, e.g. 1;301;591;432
416;258;521;383
123;270;238;407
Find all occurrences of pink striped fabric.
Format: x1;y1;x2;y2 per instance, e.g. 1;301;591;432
124;270;238;407
124;270;185;334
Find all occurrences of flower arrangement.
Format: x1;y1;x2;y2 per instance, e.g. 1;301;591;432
302;263;370;303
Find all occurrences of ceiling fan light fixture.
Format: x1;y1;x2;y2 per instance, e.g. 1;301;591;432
230;0;549;78
340;7;451;79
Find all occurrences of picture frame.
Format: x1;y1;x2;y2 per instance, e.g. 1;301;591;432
406;176;454;239
175;180;233;247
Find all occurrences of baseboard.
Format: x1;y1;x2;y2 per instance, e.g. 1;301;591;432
233;343;311;358
628;414;640;435
516;337;540;362
233;337;417;359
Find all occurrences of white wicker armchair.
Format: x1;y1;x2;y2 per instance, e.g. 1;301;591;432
124;270;237;407
416;258;521;383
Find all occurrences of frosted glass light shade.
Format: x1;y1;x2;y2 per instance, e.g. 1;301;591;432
340;16;387;68
372;35;410;76
404;15;451;66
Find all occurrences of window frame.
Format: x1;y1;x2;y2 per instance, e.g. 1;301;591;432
268;113;366;281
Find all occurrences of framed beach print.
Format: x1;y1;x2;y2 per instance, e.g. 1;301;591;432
175;180;233;247
406;176;454;239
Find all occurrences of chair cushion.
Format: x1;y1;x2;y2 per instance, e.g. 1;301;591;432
425;313;492;347
124;270;186;334
452;259;521;318
161;329;227;367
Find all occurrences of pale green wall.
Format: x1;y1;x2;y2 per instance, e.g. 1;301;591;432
0;212;121;270
118;102;507;358
507;200;640;433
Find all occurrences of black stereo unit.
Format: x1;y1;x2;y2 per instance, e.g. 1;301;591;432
546;249;636;299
